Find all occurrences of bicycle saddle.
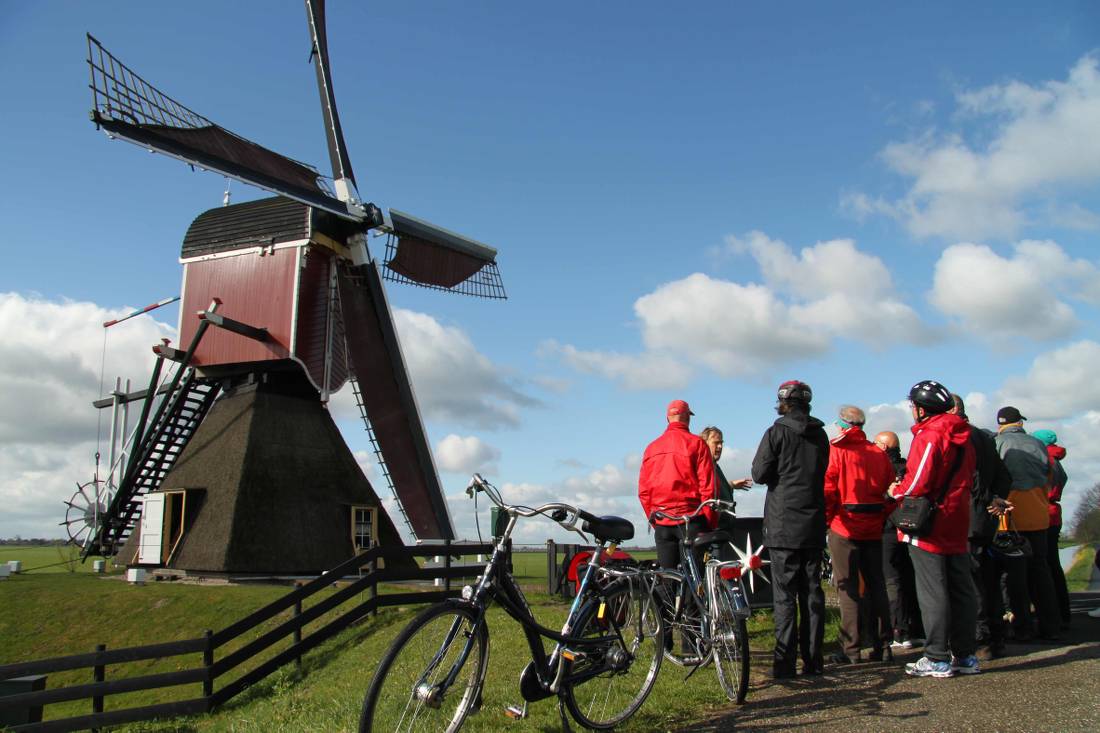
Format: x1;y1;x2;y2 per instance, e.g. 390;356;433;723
582;515;634;543
690;529;732;547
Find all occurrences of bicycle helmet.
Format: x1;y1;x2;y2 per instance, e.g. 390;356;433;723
908;380;953;415
777;380;812;403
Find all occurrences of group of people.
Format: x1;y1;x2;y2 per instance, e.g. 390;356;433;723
637;378;1074;681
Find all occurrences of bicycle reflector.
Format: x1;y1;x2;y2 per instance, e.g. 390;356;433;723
719;566;742;580
747;554;764;571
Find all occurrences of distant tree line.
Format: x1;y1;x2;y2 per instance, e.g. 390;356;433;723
0;537;68;546
1071;482;1100;544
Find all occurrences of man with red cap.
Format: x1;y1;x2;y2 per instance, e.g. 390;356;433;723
638;399;716;570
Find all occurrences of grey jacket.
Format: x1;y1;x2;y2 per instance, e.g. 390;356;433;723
993;426;1050;489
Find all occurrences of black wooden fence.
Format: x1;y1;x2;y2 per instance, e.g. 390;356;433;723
0;542;495;732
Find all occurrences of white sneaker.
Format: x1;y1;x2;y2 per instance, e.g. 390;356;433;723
1088;607;1100;618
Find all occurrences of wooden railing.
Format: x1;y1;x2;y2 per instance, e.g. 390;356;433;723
0;543;496;732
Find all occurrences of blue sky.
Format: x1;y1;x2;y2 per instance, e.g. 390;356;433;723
2;1;1099;544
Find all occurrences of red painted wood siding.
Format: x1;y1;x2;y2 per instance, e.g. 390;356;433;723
179;248;297;367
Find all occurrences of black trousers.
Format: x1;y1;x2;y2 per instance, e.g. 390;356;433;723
1045;525;1071;624
654;517;708;570
910;545;977;662
768;546;825;673
829;534;891;659
970;541;1006;646
883;527;924;640
1004;529;1060;638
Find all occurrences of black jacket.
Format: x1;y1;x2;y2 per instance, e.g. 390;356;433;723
751;410;830;549
969;427;1012;541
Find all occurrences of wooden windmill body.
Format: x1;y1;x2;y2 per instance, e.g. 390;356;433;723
86;1;505;575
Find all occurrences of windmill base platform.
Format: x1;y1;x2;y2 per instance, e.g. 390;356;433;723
118;371;408;575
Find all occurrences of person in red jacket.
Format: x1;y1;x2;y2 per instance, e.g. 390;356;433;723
892;380;979;678
638;399;716;569
1034;429;1071;626
825;405;897;664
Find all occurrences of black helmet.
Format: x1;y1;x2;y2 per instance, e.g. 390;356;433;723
777;380;812;403
908;380;953;415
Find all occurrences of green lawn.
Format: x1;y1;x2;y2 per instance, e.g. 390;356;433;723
0;548;837;731
0;544;124;575
1066;544;1098;591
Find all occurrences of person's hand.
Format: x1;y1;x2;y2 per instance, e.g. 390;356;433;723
987;497;1014;516
888;480;901;495
733;478;753;490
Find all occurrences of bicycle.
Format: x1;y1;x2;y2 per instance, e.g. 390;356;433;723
648;499;766;704
360;474;666;732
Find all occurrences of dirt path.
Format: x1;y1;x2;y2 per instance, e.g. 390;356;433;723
683;593;1100;733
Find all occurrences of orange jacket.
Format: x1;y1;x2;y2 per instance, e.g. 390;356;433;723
824;427;896;540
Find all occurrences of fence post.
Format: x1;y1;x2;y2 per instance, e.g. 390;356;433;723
92;642;105;728
293;583;303;670
369;557;377;618
444;539;452;592
202;630;214;702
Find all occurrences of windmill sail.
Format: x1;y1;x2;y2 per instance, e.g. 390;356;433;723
382;209;507;299
338;262;455;540
86;34;359;222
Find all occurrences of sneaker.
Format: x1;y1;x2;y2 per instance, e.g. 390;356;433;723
905;656;954;678
1089;607;1100;618
951;654;981;675
906;637;925;647
828;651;856;665
890;638;910;649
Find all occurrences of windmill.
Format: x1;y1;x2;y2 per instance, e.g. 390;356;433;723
82;1;506;574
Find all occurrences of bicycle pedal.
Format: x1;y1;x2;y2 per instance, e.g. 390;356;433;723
561;648;586;663
504;703;528;719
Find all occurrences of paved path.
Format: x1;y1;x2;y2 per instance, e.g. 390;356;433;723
683;592;1100;733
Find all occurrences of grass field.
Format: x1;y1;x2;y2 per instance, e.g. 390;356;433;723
1066;544;1098;591
0;548;821;731
0;544;125;575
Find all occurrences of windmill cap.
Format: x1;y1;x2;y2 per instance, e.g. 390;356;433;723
997;406;1026;424
667;399;694;417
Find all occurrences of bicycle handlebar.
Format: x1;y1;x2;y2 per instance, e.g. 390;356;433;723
467;473;598;536
650;498;736;525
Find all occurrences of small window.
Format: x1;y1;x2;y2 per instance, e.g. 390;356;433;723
352;506;378;552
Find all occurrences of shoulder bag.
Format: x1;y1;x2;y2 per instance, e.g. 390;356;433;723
892;445;964;537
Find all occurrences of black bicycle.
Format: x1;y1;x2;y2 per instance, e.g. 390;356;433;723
360;474;666;732
650;499;765;704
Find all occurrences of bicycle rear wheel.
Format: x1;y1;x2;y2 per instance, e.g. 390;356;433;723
561;581;664;730
360;600;488;733
711;579;750;703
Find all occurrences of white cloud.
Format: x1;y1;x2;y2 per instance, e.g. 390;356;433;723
329;308;538;429
850;54;1100;239
547;232;931;389
435;434;501;475
929;240;1100;341
0;293;176;538
1000;340;1100;420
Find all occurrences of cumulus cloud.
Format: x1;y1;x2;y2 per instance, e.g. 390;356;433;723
999;340;1100;420
0;293;176;538
929;240;1100;341
547;232;929;389
435;434;501;475
846;54;1100;240
330;308;538;429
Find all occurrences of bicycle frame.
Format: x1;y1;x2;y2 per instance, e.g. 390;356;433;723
422;500;642;706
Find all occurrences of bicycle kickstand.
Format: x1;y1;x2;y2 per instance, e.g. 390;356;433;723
557;697;574;733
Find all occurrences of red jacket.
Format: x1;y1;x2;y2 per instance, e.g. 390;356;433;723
824;427;896;540
891;412;975;555
638;422;716;528
1047;444;1067;527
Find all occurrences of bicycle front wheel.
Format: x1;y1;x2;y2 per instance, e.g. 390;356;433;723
561;582;664;730
360;600;489;733
711;579;750;703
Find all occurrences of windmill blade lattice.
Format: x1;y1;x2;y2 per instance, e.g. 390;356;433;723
62;478;108;550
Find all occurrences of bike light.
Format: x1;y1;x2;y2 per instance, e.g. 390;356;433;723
461;585;474;600
747;555;763;571
719;566;742;580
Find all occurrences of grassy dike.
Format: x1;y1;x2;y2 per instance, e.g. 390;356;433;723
0;551;836;731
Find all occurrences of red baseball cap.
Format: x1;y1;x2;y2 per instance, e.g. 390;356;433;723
667;399;694;417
